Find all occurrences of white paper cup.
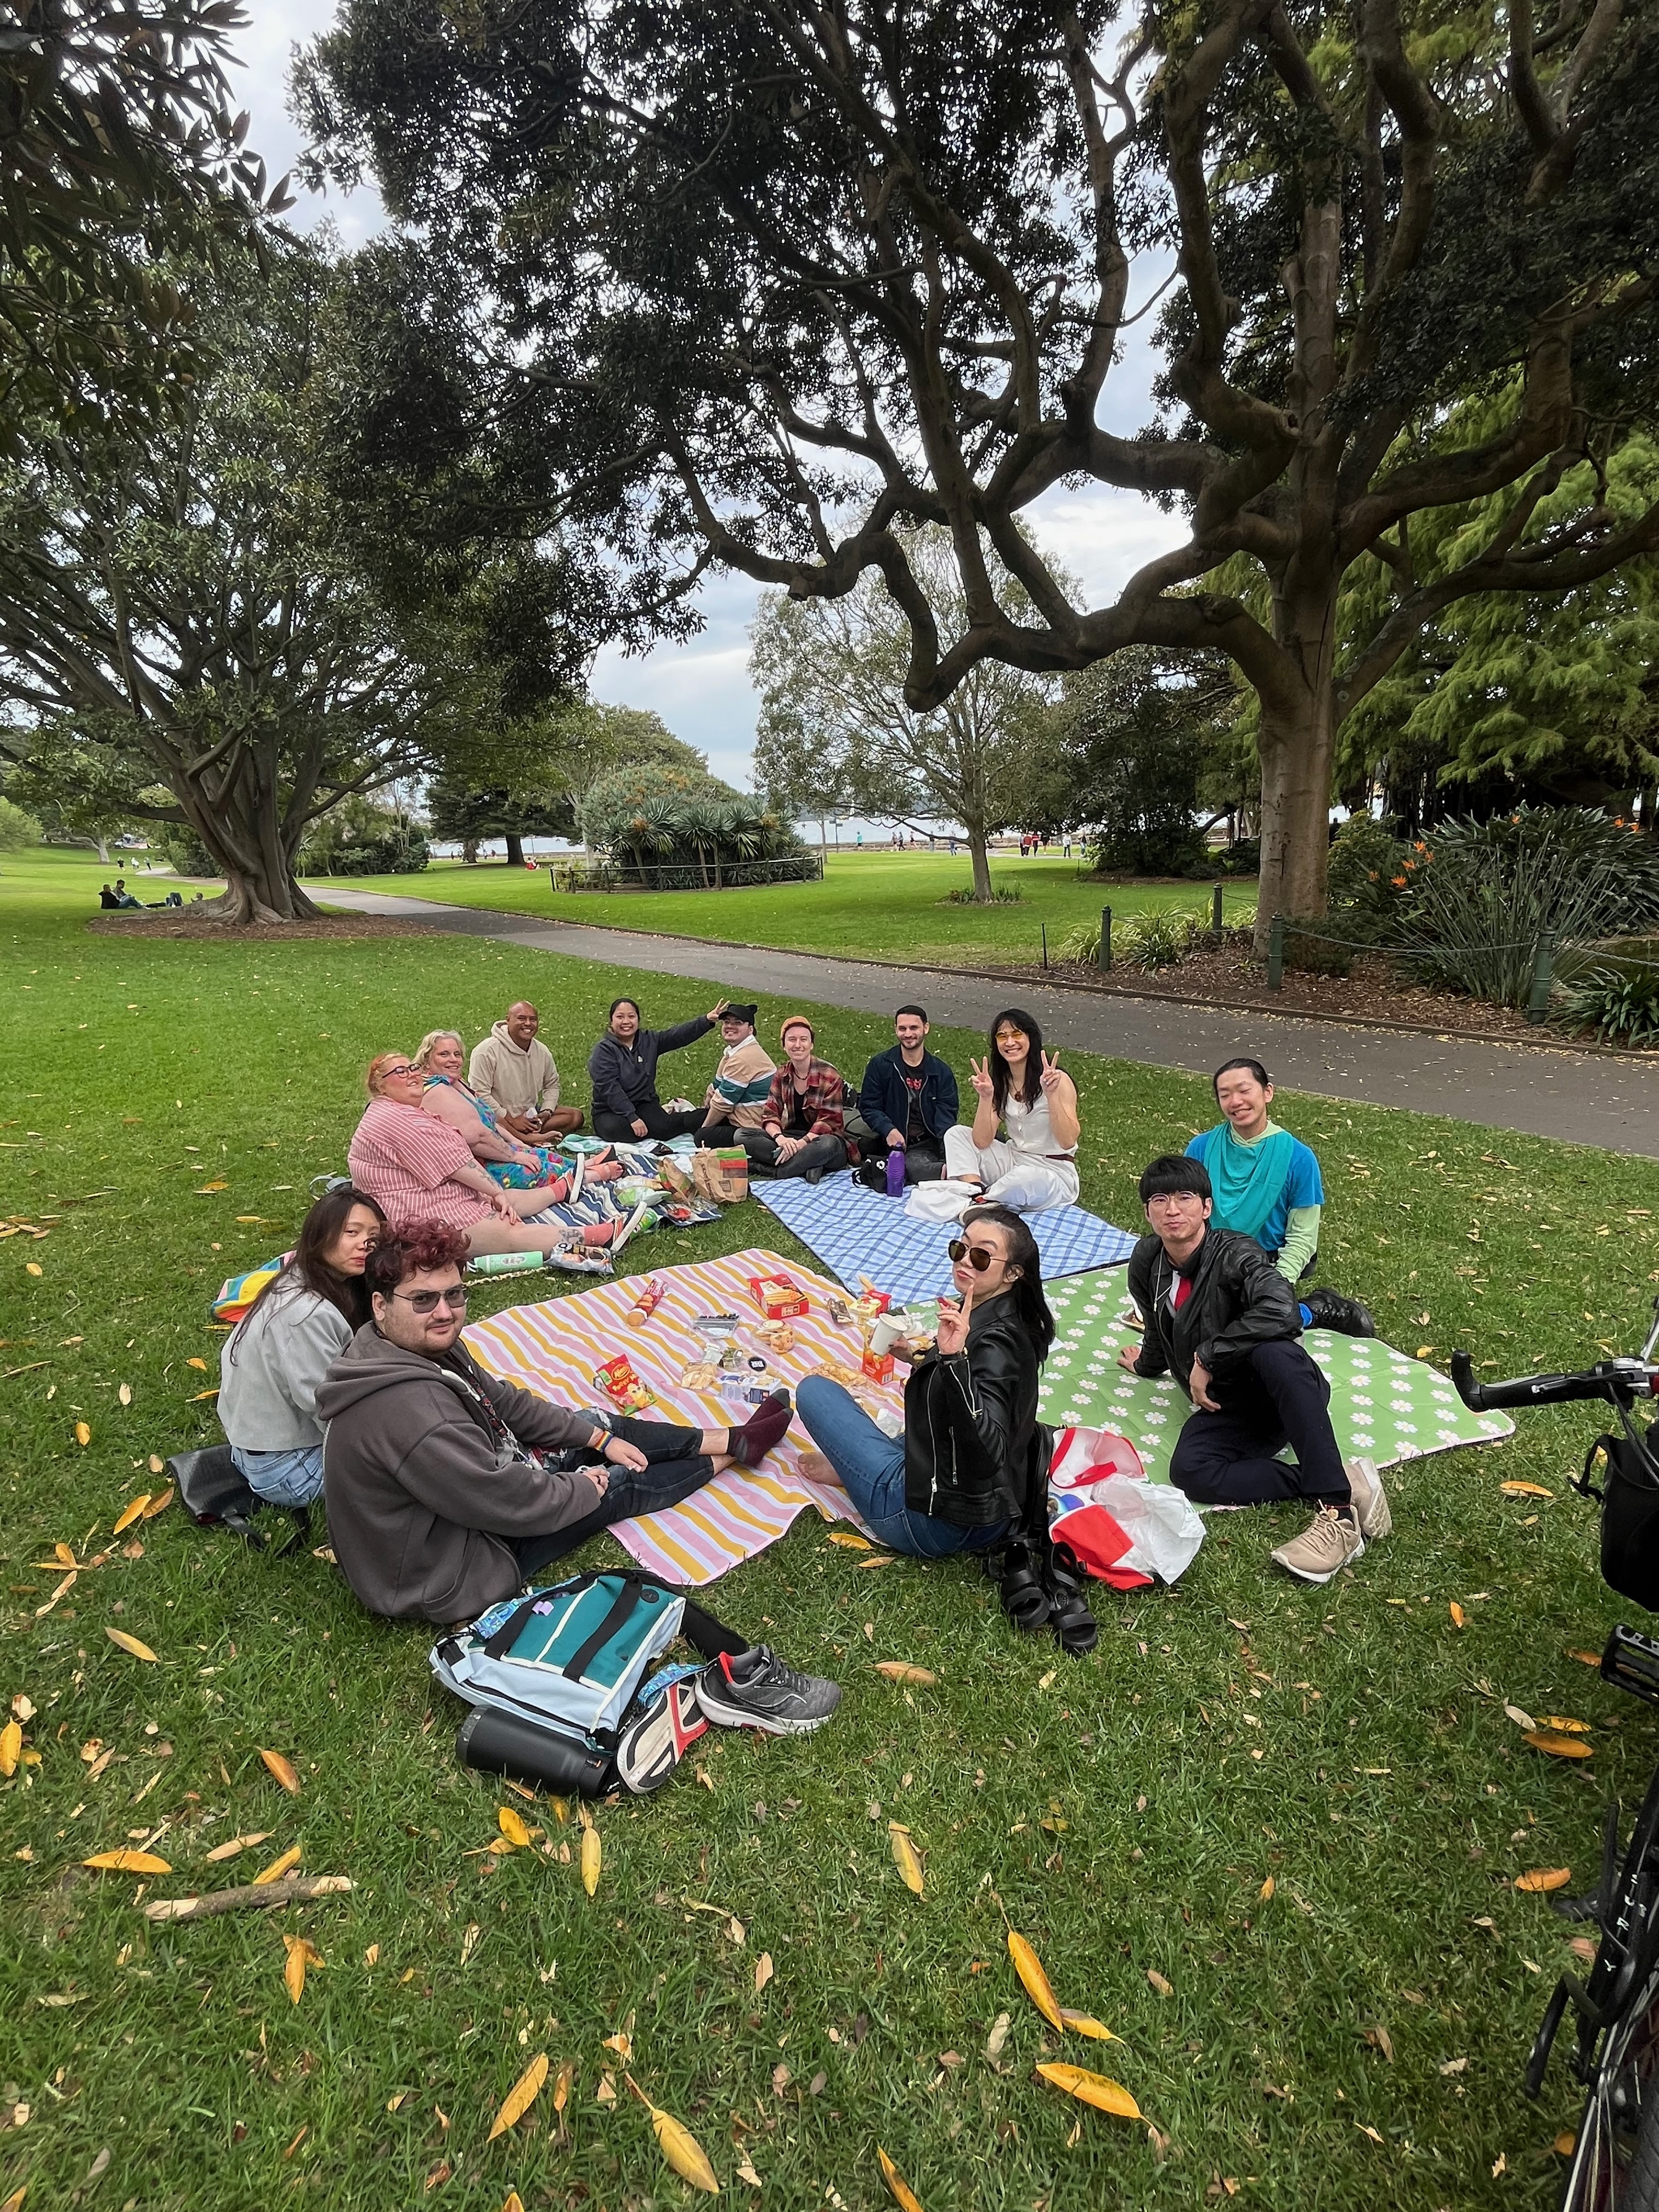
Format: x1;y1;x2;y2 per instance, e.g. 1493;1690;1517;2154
869;1313;902;1357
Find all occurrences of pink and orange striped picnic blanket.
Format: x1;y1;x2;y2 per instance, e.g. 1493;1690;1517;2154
463;1248;895;1585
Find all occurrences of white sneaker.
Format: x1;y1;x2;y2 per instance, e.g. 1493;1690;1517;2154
1270;1505;1365;1584
565;1151;584;1207
1344;1456;1391;1540
607;1195;654;1261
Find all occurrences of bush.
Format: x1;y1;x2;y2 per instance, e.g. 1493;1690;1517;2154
1215;837;1260;877
1326;814;1411;942
1116;906;1209;970
0;795;42;850
1396;808;1659;1007
301;798;428;876
580;763;809;887
1560;964;1659;1048
148;823;218;878
943;882;1023;905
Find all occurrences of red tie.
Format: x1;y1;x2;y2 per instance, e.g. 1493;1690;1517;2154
1173;1274;1193;1311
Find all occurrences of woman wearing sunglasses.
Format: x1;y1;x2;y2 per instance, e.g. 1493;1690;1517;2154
937;1007;1081;1216
795;1205;1055;1561
348;1052;645;1267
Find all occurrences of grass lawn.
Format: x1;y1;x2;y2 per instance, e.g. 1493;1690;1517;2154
4;857;1659;2210
324;849;1257;969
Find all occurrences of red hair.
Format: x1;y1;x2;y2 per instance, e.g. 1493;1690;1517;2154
365;1221;471;1299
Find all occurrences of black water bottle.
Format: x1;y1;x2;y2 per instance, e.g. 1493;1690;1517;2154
455;1705;611;1798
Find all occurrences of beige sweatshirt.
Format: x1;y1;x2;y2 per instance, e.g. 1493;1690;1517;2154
469;1022;561;1114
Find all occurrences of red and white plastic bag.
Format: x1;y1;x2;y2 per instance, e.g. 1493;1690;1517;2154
1046;1425;1205;1590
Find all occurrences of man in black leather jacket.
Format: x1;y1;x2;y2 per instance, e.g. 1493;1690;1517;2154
1124;1155;1391;1584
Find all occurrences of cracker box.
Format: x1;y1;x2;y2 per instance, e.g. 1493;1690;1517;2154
748;1272;809;1323
860;1346;895;1385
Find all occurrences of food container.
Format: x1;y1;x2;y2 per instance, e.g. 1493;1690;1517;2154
592;1354;654;1412
748;1272;809;1322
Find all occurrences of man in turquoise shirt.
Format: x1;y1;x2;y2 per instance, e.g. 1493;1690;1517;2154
1186;1058;1375;1338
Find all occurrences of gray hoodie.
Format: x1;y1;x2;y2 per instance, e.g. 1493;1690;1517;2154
317;1326;601;1623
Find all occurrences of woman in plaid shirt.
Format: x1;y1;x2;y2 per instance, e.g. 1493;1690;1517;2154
743;1017;856;1184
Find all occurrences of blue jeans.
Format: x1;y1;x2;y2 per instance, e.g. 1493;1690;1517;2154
232;1443;324;1509
794;1375;1007;1559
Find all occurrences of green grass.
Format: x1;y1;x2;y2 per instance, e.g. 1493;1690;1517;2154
2;859;1658;2209
324;848;1255;968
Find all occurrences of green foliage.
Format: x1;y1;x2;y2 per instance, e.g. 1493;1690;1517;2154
1058;649;1236;879
0;793;41;849
1324;815;1413;943
426;706;705;853
298;795;428;876
1396;809;1659;1006
1561;964;1659;1049
580;763;811;889
942;882;1023;905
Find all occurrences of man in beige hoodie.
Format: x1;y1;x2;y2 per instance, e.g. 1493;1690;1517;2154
469;1002;584;1138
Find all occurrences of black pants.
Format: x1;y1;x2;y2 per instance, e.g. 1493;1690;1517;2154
740;1128;848;1180
1169;1340;1350;1508
592;1101;706;1144
508;1414;717;1578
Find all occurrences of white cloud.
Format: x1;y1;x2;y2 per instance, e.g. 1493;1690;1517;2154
235;0;387;248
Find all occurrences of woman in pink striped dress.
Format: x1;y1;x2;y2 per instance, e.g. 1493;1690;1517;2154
348;1053;640;1263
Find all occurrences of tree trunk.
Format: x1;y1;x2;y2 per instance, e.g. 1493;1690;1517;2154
1253;682;1337;957
968;826;993;901
504;831;525;867
163;748;324;924
94;835;110;864
462;837;479;863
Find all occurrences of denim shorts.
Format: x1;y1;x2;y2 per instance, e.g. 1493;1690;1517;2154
231;1444;324;1509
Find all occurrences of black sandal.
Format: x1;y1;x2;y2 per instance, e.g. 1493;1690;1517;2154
988;1538;1052;1634
1043;1545;1098;1658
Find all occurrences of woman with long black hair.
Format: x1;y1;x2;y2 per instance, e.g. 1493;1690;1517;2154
218;1184;387;1509
940;1006;1081;1213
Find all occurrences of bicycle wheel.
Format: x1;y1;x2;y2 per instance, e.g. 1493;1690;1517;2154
1562;1959;1659;2209
1555;1778;1659;2209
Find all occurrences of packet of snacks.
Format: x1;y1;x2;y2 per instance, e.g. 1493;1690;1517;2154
592;1353;654;1412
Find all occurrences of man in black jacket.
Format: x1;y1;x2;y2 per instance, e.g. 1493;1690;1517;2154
855;1006;960;1185
1124;1155;1390;1584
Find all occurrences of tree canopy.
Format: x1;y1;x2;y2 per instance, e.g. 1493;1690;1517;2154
298;0;1659;940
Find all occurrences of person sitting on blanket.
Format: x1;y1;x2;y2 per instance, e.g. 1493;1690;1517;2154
317;1222;796;1623
1122;1153;1391;1585
469;1000;585;1140
349;1051;644;1267
414;1030;622;1195
1185;1058;1375;1338
742;1017;855;1184
696;1003;777;1144
218;1182;387;1511
935;1008;1081;1216
853;1005;959;1186
588;995;730;1144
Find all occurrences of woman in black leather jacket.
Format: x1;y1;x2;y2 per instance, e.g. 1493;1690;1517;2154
795;1205;1054;1559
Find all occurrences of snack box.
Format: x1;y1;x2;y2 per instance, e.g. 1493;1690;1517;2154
748;1271;809;1323
860;1347;895;1385
592;1353;654;1412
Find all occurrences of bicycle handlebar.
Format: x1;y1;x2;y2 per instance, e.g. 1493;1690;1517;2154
1451;1348;1657;1413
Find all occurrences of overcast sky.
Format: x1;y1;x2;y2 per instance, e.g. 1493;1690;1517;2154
242;0;1187;794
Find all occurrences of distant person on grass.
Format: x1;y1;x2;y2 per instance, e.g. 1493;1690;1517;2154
936;1008;1080;1216
469;1001;585;1139
1186;1058;1374;1337
696;1003;776;1143
98;883;119;910
218;1183;387;1510
112;878;142;909
317;1222;794;1622
348;1052;642;1265
744;1017;855;1184
855;1006;958;1186
588;995;730;1144
1123;1154;1390;1585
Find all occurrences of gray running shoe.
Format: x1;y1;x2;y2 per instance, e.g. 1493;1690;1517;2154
696;1645;842;1736
1270;1504;1365;1585
1343;1455;1392;1541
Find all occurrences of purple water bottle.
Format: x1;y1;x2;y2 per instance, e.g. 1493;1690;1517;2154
885;1147;905;1198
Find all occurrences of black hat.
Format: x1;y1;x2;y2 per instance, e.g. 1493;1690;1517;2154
721;1003;758;1024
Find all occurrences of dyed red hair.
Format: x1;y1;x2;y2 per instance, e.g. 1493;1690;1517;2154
365;1221;472;1299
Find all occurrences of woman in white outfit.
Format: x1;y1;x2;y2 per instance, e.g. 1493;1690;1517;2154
942;1008;1082;1212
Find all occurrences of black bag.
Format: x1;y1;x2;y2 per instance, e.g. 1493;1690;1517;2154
169;1446;310;1556
1579;1429;1659;1612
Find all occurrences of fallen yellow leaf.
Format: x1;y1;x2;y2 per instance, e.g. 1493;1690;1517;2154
1035;2062;1142;2119
202;1830;272;1864
112;1496;150;1534
826;1530;874;1549
118;1383;132;1407
1147;1968;1173;1998
873;1662;938;1685
140;1487;174;1520
259;1748;302;1794
1566;1649;1602;1666
889;1821;924;1896
1515;1868;1572;1894
105;1628;158;1663
1059;2008;1120;2041
148;1454;164;1474
487;2051;548;2140
1008;1929;1064;2030
1259;1875;1276;1901
625;2075;718;2193
252;1846;302;1887
185;1357;208;1372
501;2195;526;2212
25;1260;42;1276
552;2058;574;2115
1449;1601;1466;1629
1500;1481;1554;1499
1555;2130;1576;2156
195;1181;228;1194
1524;1729;1594;1760
365;1944;380;1968
582;1824;601;1897
0;1720;20;1779
878;2146;925;2212
754;1952;774;1995
1537;1716;1593;1734
74;1421;91;1447
498;1806;532;1849
283;1933;320;2005
83;1849;172;1874
602;2030;633;2059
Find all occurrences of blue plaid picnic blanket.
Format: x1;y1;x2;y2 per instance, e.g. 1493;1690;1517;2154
752;1169;1136;1304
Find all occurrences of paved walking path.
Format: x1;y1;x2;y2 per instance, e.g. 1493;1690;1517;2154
315;886;1659;1160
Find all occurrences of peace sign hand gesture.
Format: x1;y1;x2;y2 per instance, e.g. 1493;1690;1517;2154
1039;1049;1065;1096
969;1055;996;1102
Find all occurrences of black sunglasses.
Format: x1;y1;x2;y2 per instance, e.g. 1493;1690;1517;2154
391;1284;469;1314
948;1238;999;1272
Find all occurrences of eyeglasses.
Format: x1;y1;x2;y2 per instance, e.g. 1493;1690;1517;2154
947;1239;999;1273
994;1026;1026;1043
380;1062;419;1080
391;1284;469;1313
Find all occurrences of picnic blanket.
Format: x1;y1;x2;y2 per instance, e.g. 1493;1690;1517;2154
464;1248;899;1585
753;1167;1137;1305
1037;1268;1515;1483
